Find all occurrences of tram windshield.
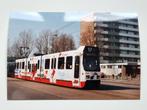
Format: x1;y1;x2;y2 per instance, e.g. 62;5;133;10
83;46;100;71
83;55;99;71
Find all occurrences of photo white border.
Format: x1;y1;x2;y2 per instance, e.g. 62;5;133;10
0;0;147;110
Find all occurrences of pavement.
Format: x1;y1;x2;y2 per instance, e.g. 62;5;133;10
7;77;140;100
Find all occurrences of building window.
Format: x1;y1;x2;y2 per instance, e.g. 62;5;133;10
107;65;112;68
45;59;50;69
58;57;64;69
66;56;72;69
118;65;122;68
101;65;106;68
121;50;127;54
128;31;134;35
129;44;135;48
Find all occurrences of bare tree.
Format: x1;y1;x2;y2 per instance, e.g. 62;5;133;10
50;33;75;53
7;37;13;57
80;21;104;48
11;40;22;57
35;30;52;54
80;22;95;46
49;33;59;53
10;30;34;58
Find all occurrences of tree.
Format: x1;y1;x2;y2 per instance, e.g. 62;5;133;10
50;33;75;53
10;30;34;58
80;22;95;46
35;30;52;54
7;37;13;57
80;21;104;48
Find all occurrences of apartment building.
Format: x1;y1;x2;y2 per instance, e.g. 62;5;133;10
80;13;140;64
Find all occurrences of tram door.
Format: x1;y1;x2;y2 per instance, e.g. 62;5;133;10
73;56;80;86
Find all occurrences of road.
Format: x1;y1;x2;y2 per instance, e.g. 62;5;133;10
7;77;140;100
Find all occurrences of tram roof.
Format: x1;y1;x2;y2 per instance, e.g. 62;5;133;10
16;46;86;61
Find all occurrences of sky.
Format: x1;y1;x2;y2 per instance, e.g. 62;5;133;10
8;12;138;47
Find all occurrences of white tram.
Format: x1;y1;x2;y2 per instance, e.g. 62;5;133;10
15;46;101;88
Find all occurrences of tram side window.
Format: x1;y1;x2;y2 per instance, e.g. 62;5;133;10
51;59;54;69
45;59;50;69
37;60;40;69
66;56;72;69
19;62;21;69
58;57;64;69
74;56;80;78
32;64;37;72
28;62;31;72
28;61;30;69
22;62;24;69
16;62;19;69
51;58;56;69
54;58;56;69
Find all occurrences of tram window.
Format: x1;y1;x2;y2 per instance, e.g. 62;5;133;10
28;61;30;69
22;62;24;69
28;62;31;72
16;62;19;69
51;58;56;69
54;58;56;69
118;65;122;68
51;59;54;69
45;59;50;69
66;56;72;69
31;64;33;72
19;62;21;69
74;56;80;78
37;60;40;69
58;57;64;69
32;64;37;72
36;64;37;70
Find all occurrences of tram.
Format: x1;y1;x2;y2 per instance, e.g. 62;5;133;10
15;46;101;88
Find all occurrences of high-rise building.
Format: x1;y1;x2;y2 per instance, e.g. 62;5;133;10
80;13;140;63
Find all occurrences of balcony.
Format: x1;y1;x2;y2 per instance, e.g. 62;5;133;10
119;32;139;38
119;47;140;51
119;54;140;58
103;45;109;48
101;30;108;34
96;23;108;27
118;26;138;31
119;39;139;44
101;52;120;57
101;38;109;41
118;20;138;25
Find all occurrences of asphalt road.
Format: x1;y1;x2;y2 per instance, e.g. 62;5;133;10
7;77;140;100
